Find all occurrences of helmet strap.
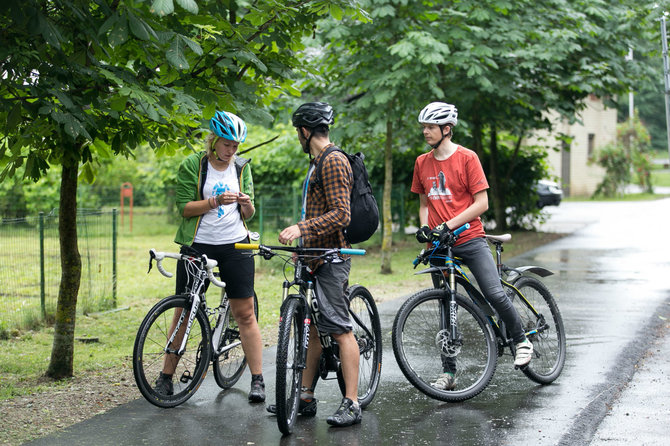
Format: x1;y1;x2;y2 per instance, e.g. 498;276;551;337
299;127;312;154
211;137;224;161
430;125;451;149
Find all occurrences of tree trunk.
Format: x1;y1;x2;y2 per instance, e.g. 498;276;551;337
46;162;81;379
380;119;394;274
487;127;506;230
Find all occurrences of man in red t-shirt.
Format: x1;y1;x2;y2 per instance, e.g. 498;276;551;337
411;102;533;390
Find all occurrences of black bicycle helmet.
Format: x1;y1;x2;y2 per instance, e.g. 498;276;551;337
292;102;334;128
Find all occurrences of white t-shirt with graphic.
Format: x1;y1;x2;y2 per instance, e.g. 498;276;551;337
194;161;247;244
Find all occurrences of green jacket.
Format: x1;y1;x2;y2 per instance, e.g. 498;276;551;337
174;151;255;246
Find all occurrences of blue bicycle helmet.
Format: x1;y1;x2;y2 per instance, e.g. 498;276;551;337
209;111;247;143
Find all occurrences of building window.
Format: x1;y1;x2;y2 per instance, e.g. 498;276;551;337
587;133;595;159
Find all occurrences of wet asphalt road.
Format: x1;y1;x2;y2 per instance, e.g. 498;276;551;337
26;199;670;446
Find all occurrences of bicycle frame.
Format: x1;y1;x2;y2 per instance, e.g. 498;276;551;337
148;250;227;358
237;243;366;376
414;228;554;350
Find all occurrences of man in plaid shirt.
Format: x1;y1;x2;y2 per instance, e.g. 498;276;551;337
276;101;362;427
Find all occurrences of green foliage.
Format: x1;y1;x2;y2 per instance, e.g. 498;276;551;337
619;115;653;193
244;123;308;190
298;0;659;232
480;140;549;230
593;144;631;197
0;0;367;184
593;113;653;197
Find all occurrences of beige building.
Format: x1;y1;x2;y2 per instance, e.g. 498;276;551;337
525;94;617;197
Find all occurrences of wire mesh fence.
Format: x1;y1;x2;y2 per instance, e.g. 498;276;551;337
0;182;415;336
0;209;117;335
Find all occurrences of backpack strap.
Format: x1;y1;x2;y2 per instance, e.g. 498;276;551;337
312;145;343;189
198;152;209;200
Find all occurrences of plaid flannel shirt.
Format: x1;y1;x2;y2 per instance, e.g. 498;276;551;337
297;147;352;251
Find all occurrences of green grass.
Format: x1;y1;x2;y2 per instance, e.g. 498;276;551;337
0;208;561;401
652;168;670;187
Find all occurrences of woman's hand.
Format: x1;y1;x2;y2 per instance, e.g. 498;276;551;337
215;191;241;206
236;192;252;206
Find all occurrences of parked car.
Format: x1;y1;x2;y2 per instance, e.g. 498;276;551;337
535;179;563;208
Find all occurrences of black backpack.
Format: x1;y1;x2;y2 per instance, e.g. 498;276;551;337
313;146;379;244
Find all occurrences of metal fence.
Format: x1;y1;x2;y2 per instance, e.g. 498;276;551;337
0;209;117;335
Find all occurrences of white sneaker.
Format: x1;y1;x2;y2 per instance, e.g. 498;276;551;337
514;339;533;367
431;373;456;390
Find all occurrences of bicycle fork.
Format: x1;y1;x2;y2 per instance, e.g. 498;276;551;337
166;293;202;357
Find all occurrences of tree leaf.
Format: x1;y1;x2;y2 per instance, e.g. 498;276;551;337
180;35;203;56
128;12;150;41
37;13;64;49
151;0;174;17
175;0;199;14
108;14;129;46
7;104;22;129
330;4;344;20
166;36;189;69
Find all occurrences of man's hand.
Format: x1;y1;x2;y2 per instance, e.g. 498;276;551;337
279;225;301;245
429;222;453;244
415;225;431;243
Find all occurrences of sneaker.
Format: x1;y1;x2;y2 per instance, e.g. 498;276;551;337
514;339;534;367
431;373;456;390
266;398;318;417
154;372;173;396
248;378;266;403
326;397;362;427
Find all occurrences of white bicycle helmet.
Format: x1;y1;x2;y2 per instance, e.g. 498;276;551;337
209;110;247;143
418;102;458;127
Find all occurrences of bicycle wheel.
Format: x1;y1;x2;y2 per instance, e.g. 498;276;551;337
275;297;305;435
392;288;498;402
507;276;566;384
336;285;382;409
212;291;259;389
133;295;212;408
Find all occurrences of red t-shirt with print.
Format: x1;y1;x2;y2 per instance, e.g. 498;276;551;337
411;146;488;245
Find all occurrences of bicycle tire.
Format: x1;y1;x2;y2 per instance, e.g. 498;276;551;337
212;291;259;389
336;285;382;409
507;276;566;384
275;296;305;435
392;288;498;402
133;295;212;408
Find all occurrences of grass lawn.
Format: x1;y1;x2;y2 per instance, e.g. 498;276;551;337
0;209;563;401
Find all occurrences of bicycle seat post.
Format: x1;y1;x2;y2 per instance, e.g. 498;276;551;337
494;242;504;277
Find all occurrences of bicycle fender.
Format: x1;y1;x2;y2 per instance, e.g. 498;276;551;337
506;265;553;283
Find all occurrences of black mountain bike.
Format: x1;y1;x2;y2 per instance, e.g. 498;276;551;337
235;242;382;435
133;246;258;408
392;224;566;402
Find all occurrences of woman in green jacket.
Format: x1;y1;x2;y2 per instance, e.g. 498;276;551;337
155;111;265;403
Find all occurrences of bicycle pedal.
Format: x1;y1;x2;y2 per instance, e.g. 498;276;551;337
180;370;193;383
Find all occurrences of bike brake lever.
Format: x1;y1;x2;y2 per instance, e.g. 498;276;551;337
147;250;155;274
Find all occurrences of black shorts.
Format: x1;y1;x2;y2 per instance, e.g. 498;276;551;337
176;239;255;299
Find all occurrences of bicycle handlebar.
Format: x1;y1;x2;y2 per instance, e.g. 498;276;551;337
452;223;470;237
413;223;470;267
149;249;226;288
234;243;366;257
